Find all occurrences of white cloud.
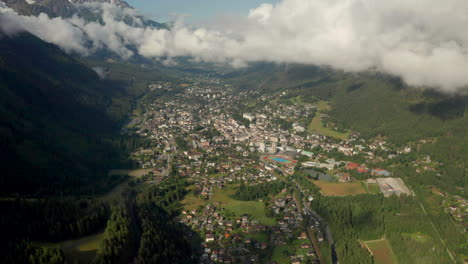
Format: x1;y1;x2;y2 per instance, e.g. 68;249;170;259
0;13;89;54
2;0;468;92
92;66;107;79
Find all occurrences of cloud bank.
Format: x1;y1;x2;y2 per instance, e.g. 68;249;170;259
2;0;468;92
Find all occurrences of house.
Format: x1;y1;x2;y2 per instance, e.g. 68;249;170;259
371;169;391;177
206;233;215;242
297;232;307;239
346;163;359;170
338;173;352;182
275;198;286;207
357;166;368;173
188;152;203;160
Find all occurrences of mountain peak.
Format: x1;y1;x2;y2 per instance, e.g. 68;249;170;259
1;0;132;18
69;0;131;9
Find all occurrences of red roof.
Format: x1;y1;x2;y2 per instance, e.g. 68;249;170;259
346;163;359;169
357;167;368;173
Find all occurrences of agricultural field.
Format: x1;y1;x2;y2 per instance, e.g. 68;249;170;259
212;187;276;226
313;180;367;196
364;239;397;264
307;101;350;140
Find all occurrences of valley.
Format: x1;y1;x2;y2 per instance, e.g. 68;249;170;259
1;61;466;263
0;1;467;263
66;71;463;263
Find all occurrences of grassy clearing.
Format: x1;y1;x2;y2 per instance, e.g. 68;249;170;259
365;239;397;264
181;191;205;211
102;169;156;202
402;232;431;243
271;239;312;263
99;179;130;202
313;180;367;196
271;244;290;263
289;95;312;106
212;187;276;226
59;233;104;264
367;183;381;194
208;172;227;178
307;101;350;140
108;169;153;177
248;232;269;243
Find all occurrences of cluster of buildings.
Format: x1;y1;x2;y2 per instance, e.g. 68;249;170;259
122;74;451;263
179;203;267;263
442;194;468;225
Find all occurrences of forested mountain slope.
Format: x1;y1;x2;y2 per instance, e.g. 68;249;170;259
0;32;132;195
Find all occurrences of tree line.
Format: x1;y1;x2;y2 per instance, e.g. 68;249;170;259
233;181;290;201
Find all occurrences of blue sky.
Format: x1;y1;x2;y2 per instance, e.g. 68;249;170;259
126;0;279;23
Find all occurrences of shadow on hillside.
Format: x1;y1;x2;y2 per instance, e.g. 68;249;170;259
409;91;467;120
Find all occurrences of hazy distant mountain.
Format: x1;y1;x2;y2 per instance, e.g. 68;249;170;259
1;0;167;29
70;0;130;9
1;0;131;18
2;0;76;17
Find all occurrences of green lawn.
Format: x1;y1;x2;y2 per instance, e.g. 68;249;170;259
212;186;276;226
363;182;381;194
307;101;350;140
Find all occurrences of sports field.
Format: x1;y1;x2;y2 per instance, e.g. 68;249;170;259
364;239;397;264
313;180;367;196
264;155;297;166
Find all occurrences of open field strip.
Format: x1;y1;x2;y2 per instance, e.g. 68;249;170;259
212;186;276;226
312;180;367;196
364;238;397;264
307;101;350;140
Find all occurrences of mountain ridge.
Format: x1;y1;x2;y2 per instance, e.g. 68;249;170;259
0;31;133;195
1;0;131;17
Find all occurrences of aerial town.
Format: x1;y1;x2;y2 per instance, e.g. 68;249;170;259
122;75;464;264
